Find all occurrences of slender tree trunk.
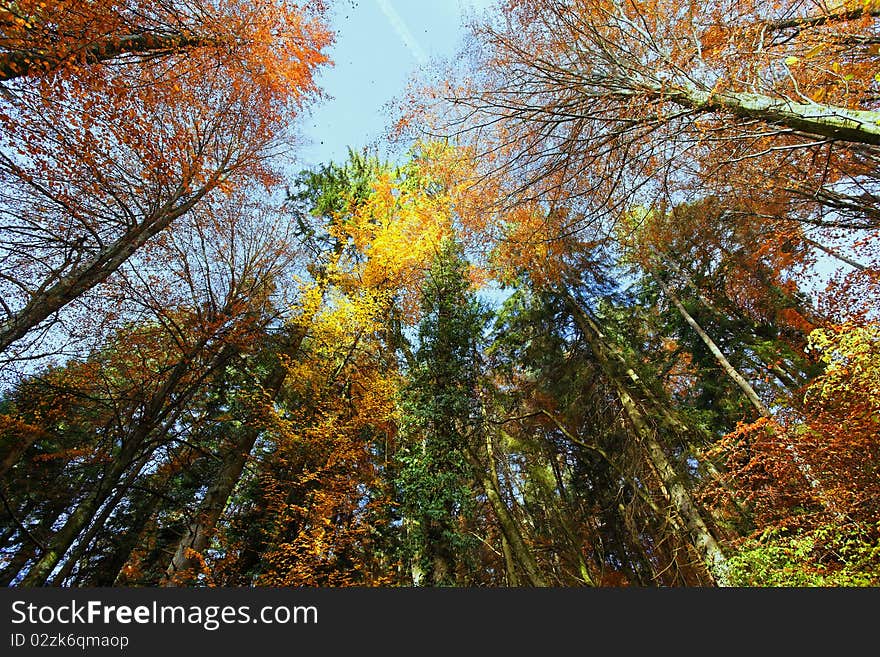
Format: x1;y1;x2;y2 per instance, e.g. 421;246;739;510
500;536;521;586
545;449;594;585
651;273;844;517
656;252;813;392
560;289;752;531
655;254;722;316
18;338;236;586
162;365;288;586
612;377;729;584
802;236;868;271
470;434;548;587
652;271;772;418
19;439;152;587
20;494;111;586
81;486;166;586
406;517;425;586
82;445;203;586
562;292;730;586
49;452;155;585
615;503;656;586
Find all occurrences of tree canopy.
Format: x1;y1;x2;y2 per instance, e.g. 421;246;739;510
1;0;878;588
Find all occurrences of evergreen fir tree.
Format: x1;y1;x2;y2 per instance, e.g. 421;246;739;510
395;237;486;586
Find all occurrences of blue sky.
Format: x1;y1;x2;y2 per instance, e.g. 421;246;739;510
297;0;497;168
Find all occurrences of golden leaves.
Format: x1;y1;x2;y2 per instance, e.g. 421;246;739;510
806;323;880;407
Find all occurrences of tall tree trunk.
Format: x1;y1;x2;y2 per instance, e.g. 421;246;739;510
49;451;157;585
615;503;657;586
469;433;548;587
80;485;166;586
20;493;114;586
500;536;521;586
0;32;221;82
162;363;288;586
0;175;216;354
802;236;869;271
562;292;730;586
651;273;844;517
17;339;236;586
81;445;204;586
652;271;772;418
19;440;153;586
428;525;454;587
657;252;814;392
406;517;425;586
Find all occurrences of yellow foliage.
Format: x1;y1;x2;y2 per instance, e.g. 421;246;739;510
806;323;880;408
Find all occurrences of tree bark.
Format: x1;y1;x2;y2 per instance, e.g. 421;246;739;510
0;32;220;82
650;271;845;517
162;361;290;586
562;292;730;586
652;271;772;418
80;484;166;586
48;453;158;585
500;536;520;586
766;6;880;32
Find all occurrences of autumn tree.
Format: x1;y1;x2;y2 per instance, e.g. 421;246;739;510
177;149;451;587
0;193;301;586
0;0;330;359
393;0;880;311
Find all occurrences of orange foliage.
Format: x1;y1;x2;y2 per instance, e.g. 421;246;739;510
705;322;880;538
0;0;330;356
